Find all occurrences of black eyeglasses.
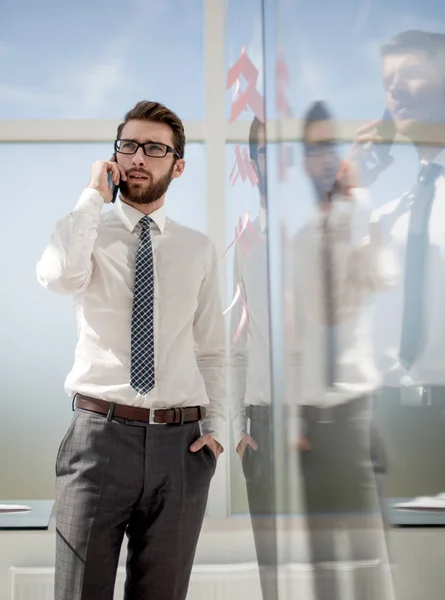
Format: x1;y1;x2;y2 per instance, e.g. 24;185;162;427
114;139;181;159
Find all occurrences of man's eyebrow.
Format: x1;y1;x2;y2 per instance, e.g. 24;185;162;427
124;138;167;145
145;139;166;145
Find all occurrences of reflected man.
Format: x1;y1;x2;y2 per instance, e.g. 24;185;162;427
367;31;445;507
293;101;396;600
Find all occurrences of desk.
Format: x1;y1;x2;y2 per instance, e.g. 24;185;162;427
0;500;54;531
386;498;445;526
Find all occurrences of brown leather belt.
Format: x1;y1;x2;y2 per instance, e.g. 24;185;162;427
74;394;205;425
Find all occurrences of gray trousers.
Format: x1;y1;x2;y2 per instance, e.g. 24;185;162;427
242;407;278;600
55;408;216;600
300;397;392;600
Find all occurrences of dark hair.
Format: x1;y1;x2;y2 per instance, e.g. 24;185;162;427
381;30;445;80
302;101;333;148
116;101;186;159
249;117;265;160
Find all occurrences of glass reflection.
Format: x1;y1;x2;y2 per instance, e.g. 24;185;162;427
290;101;395;599
230;118;278;600
370;31;445;515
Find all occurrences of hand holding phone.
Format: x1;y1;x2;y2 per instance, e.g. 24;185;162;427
327;159;357;201
349;110;396;187
87;156;126;203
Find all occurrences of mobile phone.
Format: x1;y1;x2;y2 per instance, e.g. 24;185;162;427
108;152;119;203
374;108;396;163
107;173;119;203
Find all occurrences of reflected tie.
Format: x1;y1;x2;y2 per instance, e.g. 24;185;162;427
322;216;336;388
399;163;442;370
130;215;156;394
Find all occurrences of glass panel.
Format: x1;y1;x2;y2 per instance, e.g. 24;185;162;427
225;2;280;597
225;143;261;514
0;142;205;499
0;0;204;119
273;1;445;598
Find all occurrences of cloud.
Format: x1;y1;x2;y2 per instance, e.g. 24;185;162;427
0;83;64;108
62;55;129;118
298;56;328;99
133;0;180;17
363;12;445;71
353;0;373;38
0;39;129;118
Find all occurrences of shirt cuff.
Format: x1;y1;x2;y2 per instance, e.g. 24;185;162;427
73;188;105;219
200;415;226;450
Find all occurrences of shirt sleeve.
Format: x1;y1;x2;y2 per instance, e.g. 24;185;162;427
36;188;104;295
330;188;400;295
193;241;228;449
229;244;249;449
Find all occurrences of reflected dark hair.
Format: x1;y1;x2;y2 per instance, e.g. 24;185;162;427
249;117;265;160
381;30;445;80
302;101;333;148
116;101;186;159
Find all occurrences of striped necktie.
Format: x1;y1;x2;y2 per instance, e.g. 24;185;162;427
130;215;156;394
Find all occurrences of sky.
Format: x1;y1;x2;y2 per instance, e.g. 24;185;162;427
1;0;445;500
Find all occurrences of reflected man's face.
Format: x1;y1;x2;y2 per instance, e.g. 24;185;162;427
304;119;340;197
382;50;445;138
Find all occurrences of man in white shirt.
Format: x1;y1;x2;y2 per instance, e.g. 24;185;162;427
231;117;278;600
36;101;226;600
294;101;396;600
363;31;445;506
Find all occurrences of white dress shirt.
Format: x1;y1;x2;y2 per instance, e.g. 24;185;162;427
292;188;399;408
371;151;445;388
36;189;227;447
230;208;271;445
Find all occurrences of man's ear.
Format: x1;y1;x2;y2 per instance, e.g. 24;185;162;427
172;158;185;179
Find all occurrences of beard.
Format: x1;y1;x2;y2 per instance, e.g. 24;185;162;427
120;164;175;205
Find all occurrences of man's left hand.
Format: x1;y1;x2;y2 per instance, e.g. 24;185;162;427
190;434;223;460
334;159;357;198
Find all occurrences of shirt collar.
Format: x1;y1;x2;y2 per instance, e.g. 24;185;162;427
418;148;445;170
114;196;166;233
428;149;445;169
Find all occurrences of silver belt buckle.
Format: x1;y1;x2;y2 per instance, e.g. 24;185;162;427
149;409;167;425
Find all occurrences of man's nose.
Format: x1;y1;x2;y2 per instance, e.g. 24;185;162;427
322;153;338;169
132;147;147;167
389;73;409;101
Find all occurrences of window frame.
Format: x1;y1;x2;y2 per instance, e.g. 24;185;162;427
0;0;399;518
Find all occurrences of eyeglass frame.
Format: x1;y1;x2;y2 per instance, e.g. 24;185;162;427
303;140;339;158
114;139;182;159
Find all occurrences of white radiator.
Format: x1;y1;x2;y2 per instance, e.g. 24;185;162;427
9;563;315;600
